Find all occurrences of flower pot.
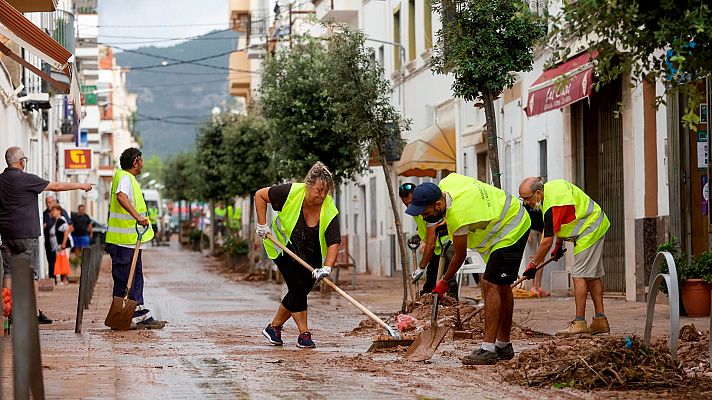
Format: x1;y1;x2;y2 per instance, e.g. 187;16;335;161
680;279;712;317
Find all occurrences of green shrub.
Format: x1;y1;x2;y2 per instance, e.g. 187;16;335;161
223;234;249;257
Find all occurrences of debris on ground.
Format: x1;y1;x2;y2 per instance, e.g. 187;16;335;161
497;335;712;391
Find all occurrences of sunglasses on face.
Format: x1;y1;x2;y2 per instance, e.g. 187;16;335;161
398;183;416;198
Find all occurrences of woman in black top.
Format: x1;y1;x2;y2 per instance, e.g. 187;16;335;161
254;162;341;348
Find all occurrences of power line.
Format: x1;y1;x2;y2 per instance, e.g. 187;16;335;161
128;78;228;89
104;44;261;74
82;22;231;28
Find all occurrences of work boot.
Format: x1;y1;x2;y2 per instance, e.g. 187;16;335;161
495;343;515;360
555;320;589;336
37;310;53;325
297;331;316;348
136;317;166;330
589;316;610;335
262;324;283;346
462;348;499;365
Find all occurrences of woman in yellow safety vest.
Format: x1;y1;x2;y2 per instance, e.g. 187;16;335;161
254;162;341;348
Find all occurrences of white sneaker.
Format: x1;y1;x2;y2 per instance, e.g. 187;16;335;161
411;267;425;283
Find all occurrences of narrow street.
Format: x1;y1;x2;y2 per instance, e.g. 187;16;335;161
1;240;704;399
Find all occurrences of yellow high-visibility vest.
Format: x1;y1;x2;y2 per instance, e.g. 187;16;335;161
541;179;609;254
106;169;154;245
263;183;339;262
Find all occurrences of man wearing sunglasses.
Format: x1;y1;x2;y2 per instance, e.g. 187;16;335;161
519;177;610;336
398;182;452;295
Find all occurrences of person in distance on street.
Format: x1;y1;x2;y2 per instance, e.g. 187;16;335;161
255;161;341;348
406;175;530;365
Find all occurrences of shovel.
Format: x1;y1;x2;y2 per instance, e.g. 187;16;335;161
405;293;449;361
265;233;413;351
105;223;150;331
407;235;421;300
405;233;452;361
509;248;566;288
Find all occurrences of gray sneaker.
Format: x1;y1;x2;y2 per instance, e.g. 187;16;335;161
462;348;499;365
495;343;514;360
136;317;166;330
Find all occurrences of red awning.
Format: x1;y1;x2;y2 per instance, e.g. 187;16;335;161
0;0;81;110
525;51;598;117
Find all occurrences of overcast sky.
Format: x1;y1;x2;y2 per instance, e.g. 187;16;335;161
97;0;229;50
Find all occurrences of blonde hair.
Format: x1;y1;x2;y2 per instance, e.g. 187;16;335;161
304;161;334;193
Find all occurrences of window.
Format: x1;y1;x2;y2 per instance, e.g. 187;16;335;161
539;139;548;181
424;0;432;49
408;0;416;61
528;0;548;15
393;10;401;70
477;152;488;182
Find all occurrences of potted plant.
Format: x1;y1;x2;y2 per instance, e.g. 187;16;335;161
658;238;712;317
223;234;249;272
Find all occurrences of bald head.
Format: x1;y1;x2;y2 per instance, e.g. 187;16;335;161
5;146;24;167
519;177;544;195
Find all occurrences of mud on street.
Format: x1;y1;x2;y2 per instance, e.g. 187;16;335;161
3;240;710;399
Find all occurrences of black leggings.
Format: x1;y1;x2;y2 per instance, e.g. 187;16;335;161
275;254;316;313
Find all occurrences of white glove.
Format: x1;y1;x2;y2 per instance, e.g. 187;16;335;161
256;223;271;238
312;266;332;281
411;267;425;283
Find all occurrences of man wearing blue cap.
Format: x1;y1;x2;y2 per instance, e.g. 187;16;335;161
406;174;530;365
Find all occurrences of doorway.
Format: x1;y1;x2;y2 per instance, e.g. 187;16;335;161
572;78;626;294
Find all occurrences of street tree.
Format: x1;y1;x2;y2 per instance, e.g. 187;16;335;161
258;35;373;185
222;113;273;270
196;114;234;255
550;0;712;127
162;151;199;225
430;0;546;188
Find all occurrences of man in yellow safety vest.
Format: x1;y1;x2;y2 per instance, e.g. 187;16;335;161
106;148;166;330
519;177;610;336
406;175;530;365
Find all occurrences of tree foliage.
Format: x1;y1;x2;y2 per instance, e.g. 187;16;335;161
258;29;405;184
162;151;200;201
195;114;233;200
222;113;273;197
550;0;712;127
430;0;546;187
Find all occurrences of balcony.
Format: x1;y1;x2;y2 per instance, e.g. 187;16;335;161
313;0;359;28
230;0;250;32
229;51;251;98
23;9;76;54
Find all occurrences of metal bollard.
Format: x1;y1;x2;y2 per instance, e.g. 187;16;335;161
643;251;680;360
75;247;93;333
11;251;45;399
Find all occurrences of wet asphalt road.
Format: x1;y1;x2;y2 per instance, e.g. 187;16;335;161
2;240;590;399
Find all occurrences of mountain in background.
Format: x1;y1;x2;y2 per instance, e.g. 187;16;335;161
115;29;239;160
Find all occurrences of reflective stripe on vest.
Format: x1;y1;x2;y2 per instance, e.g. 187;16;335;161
106;169;154;245
262;183;339;262
541;179;609;255
439;173;530;263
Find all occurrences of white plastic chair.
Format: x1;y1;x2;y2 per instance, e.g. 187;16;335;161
456;249;486;300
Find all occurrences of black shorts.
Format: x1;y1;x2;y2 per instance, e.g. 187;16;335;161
483;229;530;285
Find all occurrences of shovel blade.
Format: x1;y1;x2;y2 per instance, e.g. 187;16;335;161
404;324;450;361
104;296;137;331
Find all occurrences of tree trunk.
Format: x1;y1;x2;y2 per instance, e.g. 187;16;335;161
209;199;216;255
248;195;256;273
378;143;410;313
483;90;502;188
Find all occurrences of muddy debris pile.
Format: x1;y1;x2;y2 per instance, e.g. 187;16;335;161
349;296;546;341
498;334;711;390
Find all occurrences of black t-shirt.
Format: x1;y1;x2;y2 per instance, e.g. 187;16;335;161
0;168;49;239
268;183;341;267
71;214;92;236
543;209;555;237
525;206;544;233
43;207;72;238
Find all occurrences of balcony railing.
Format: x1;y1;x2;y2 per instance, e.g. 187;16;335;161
24;9;76;54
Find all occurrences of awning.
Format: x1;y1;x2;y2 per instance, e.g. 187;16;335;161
396;123;456;177
525;51;597;117
0;0;81;112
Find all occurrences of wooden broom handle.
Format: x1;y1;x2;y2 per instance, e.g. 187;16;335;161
265;233;391;331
